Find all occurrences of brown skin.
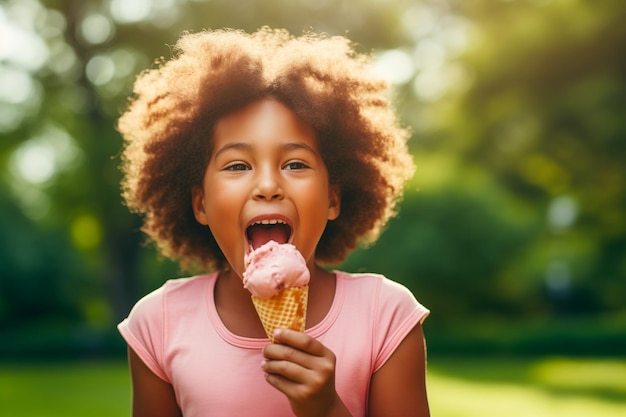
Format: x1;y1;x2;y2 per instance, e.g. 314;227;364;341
126;98;429;416
215;266;354;417
128;347;181;417
368;325;430;417
261;324;430;417
118;28;415;271
128;286;430;417
190;99;341;280
121;27;429;413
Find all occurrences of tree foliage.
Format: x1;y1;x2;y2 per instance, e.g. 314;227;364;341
0;0;624;352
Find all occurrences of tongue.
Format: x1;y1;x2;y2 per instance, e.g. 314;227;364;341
249;224;289;249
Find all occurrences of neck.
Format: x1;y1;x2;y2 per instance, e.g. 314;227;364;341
213;264;337;338
214;269;266;338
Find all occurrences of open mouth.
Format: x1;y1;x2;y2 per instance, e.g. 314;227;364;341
246;219;292;250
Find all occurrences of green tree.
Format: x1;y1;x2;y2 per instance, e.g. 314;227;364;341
436;0;626;313
0;0;421;346
341;0;626;319
1;0;624;356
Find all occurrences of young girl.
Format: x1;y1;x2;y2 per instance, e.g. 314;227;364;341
117;28;430;417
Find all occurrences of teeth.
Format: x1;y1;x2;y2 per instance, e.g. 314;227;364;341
253;219;286;226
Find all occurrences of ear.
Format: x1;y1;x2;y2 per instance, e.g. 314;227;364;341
328;184;341;221
191;186;209;225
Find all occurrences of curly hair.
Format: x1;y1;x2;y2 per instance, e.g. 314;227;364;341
118;27;414;272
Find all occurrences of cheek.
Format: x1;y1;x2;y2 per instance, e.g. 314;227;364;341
205;195;238;226
202;185;238;228
300;186;334;227
204;193;245;270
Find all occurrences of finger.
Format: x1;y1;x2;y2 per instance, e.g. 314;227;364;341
262;356;309;383
262;360;318;399
272;328;326;356
263;340;312;369
263;367;304;398
262;345;336;390
263;358;335;406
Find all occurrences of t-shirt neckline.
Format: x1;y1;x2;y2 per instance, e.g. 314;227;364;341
206;271;345;349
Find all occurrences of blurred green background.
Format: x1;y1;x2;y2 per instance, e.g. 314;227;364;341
1;0;624;415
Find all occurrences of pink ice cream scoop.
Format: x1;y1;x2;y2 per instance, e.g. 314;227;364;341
243;241;310;299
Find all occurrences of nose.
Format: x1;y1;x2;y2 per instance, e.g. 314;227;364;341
253;166;284;201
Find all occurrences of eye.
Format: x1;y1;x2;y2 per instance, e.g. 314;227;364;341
224;162;250;171
283;161;309;170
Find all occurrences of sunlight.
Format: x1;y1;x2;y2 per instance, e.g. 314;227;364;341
6;123;82;221
400;4;476;103
0;66;34;104
86;54;116;86
9;124;81;185
80;13;114;45
10;142;55;184
0;4;49;71
372;49;415;85
401;4;437;42
428;368;626;417
531;358;626;392
0;2;49;131
47;41;79;77
109;0;153;24
547;195;578;231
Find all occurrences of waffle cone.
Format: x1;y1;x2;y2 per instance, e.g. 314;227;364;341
251;285;308;343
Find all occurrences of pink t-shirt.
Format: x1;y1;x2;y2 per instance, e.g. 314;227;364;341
118;271;429;417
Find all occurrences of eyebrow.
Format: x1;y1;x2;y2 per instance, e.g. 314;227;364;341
213;142;252;160
283;142;317;154
213;141;317;159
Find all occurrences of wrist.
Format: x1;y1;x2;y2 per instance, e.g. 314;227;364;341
322;395;352;417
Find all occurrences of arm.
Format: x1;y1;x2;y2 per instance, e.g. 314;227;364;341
262;329;352;417
128;346;183;417
368;324;430;417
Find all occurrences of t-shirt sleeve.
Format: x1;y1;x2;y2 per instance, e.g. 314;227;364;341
372;278;429;372
118;285;170;382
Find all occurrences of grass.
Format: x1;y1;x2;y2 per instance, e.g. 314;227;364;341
428;356;626;417
0;357;624;416
0;360;131;417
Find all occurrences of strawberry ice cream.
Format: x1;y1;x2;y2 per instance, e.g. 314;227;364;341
243;241;310;299
243;240;310;341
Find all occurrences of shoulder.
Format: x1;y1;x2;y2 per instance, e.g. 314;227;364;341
336;271;429;368
160;274;214;300
122;274;215;324
117;274;217;381
336;271;424;310
335;270;429;325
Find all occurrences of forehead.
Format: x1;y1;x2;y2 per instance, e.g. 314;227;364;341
212;98;318;149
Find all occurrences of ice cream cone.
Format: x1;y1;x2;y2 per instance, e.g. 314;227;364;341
251;285;308;343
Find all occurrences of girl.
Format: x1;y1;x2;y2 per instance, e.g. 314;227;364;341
117;28;430;417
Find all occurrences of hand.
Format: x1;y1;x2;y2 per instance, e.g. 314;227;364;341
262;329;351;417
